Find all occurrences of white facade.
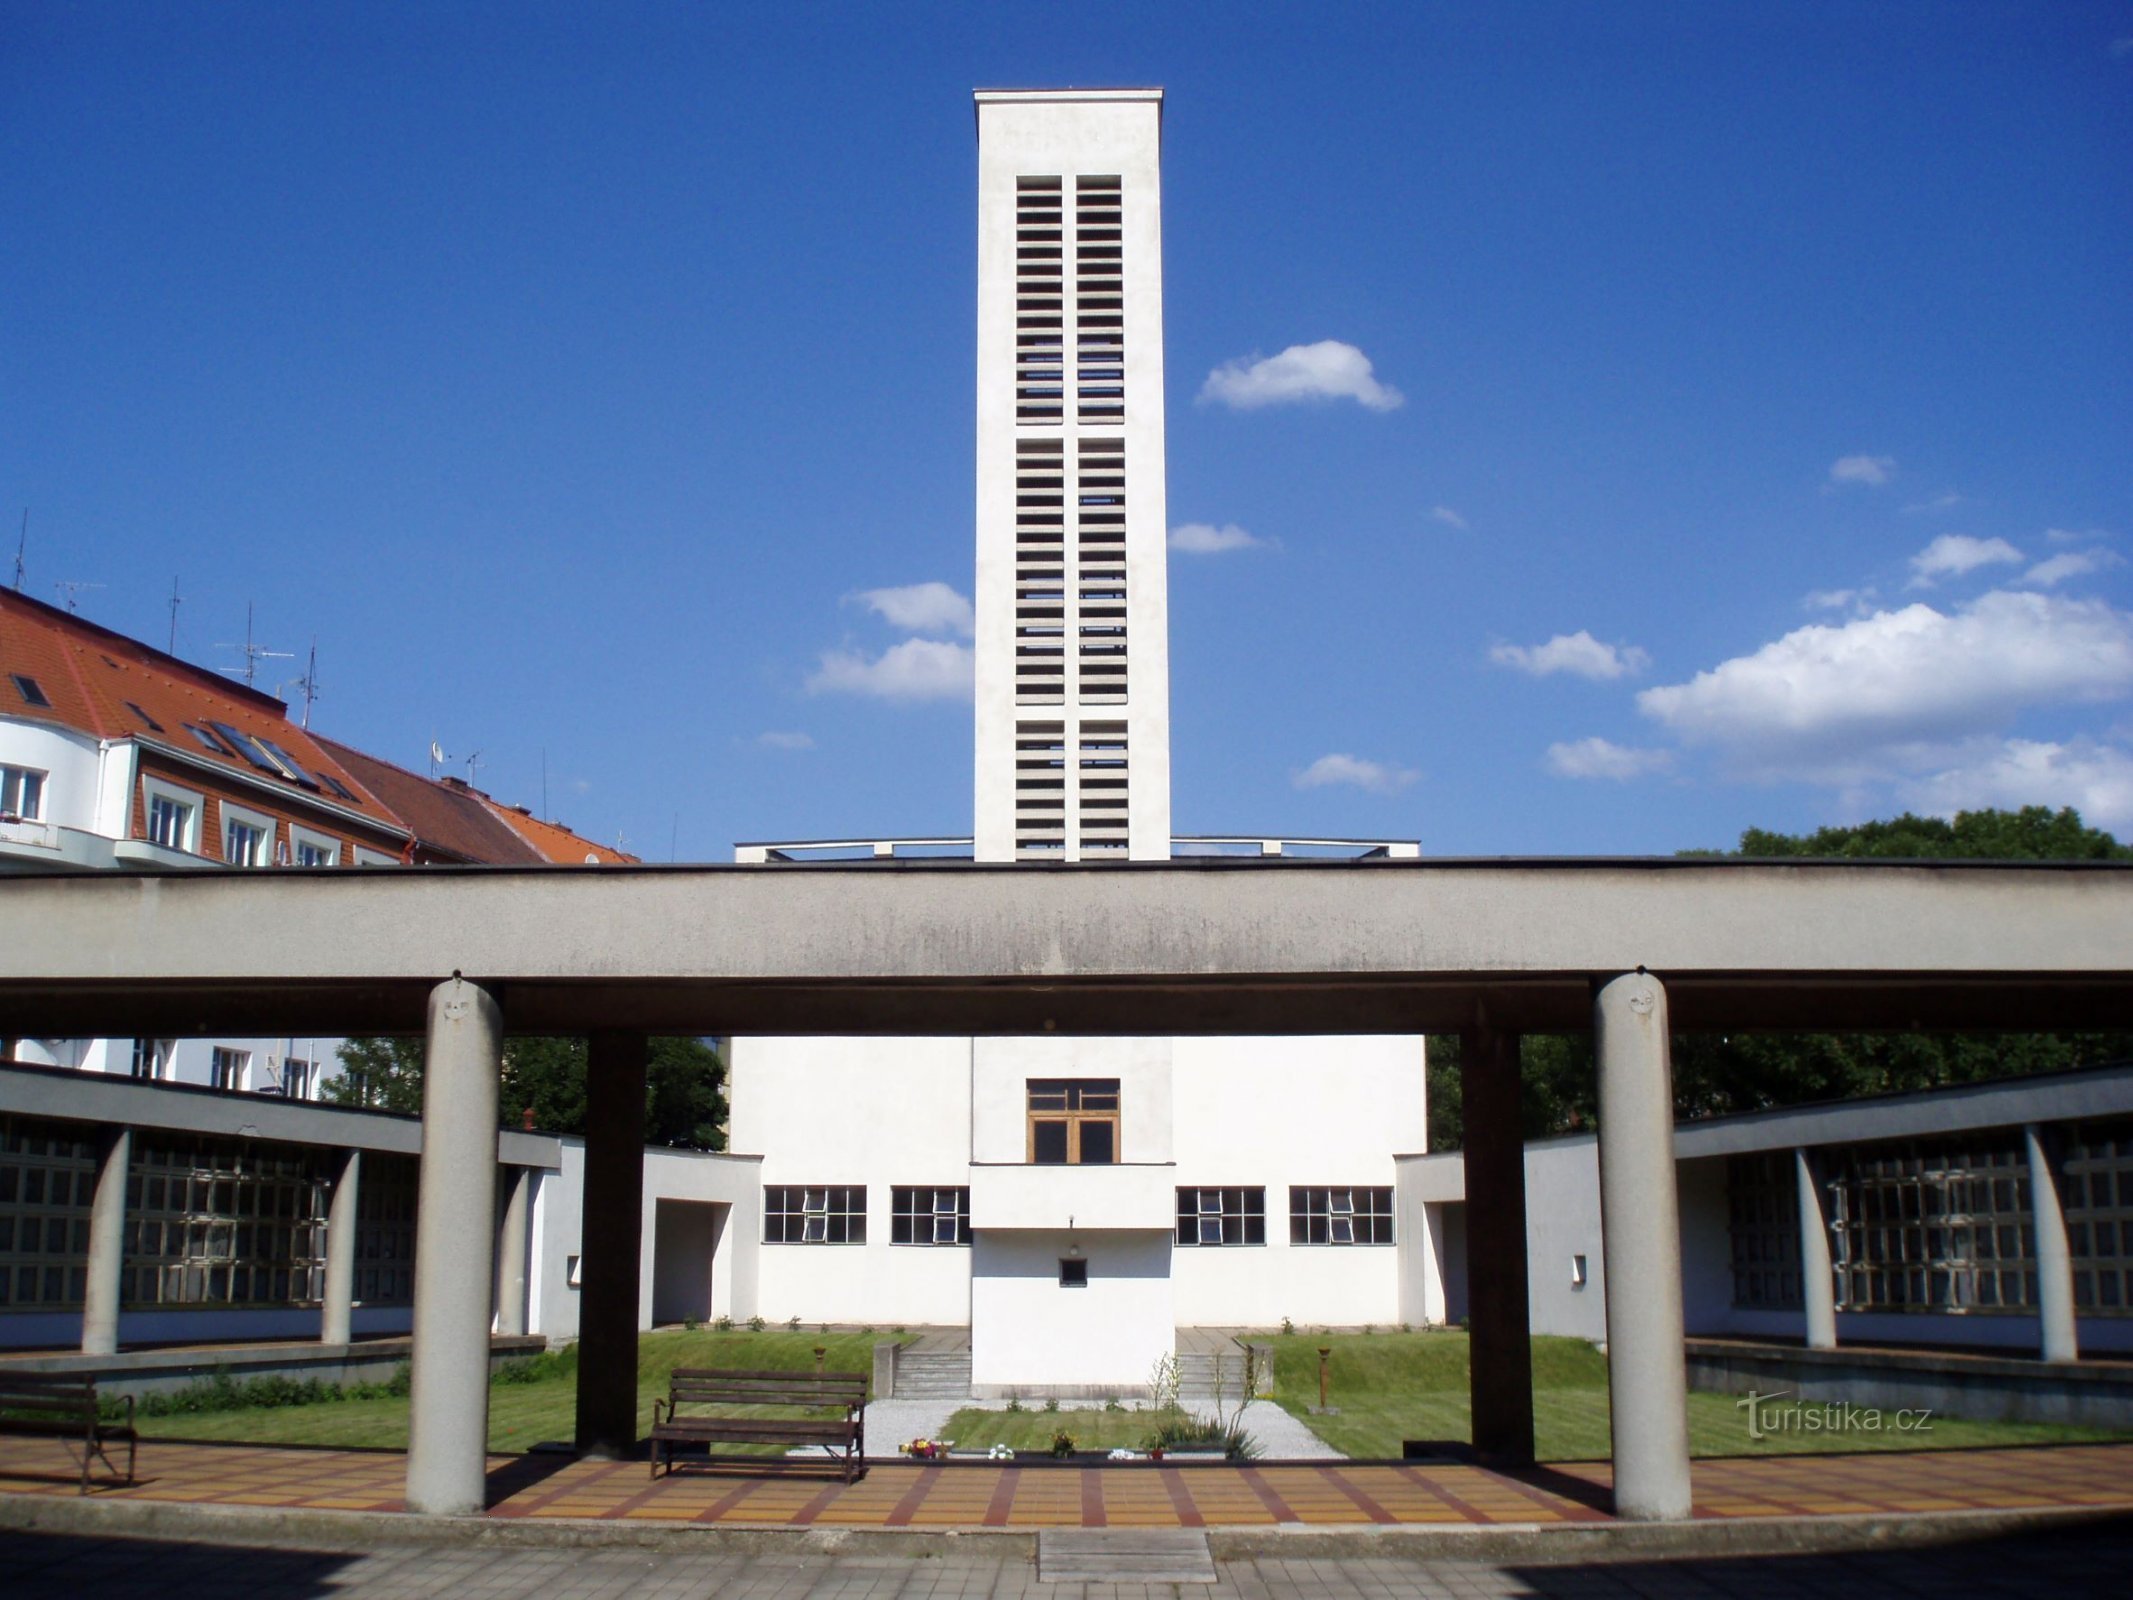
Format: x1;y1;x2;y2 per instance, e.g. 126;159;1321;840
725;89;1427;1393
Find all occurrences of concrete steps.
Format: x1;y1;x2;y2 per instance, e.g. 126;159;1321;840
893;1351;973;1399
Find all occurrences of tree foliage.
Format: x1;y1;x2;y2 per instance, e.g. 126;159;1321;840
327;1034;728;1150
1427;807;2133;1149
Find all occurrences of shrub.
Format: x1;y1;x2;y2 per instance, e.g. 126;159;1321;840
1043;1396;1059;1413
748;1315;766;1332
715;1315;734;1332
1049;1430;1076;1458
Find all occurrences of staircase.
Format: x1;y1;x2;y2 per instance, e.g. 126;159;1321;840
892;1349;973;1400
1175;1348;1256;1408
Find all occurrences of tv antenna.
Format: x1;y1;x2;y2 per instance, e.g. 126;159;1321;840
167;578;184;654
278;639;322;728
464;750;485;788
12;510;24;591
54;580;104;614
428;739;449;778
217;602;292;688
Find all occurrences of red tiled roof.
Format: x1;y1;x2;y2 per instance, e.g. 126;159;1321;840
309;739;547;866
0;589;402;833
469;792;638;865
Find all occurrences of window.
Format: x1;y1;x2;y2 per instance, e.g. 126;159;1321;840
0;765;44;821
891;1186;970;1245
290;828;339;868
123;701;164;732
223;806;272;867
184;724;230;756
764;1185;866;1244
1289;1187;1395;1245
130;1039;174;1081
1027;1079;1119;1164
319;772;358;802
142;780;201;852
1176;1187;1265;1246
9;674;50;708
282;1059;313;1099
1059;1258;1088;1288
210;1048;249;1093
1571;1254;1589;1289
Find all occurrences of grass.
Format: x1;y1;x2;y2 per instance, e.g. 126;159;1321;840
1262;1331;2125;1460
132;1329;895;1453
930;1407;1190;1455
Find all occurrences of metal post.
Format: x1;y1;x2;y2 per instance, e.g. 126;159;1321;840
322;1148;361;1347
81;1127;132;1356
1595;970;1692;1522
1461;1024;1535;1465
406;977;503;1517
575;1031;648;1457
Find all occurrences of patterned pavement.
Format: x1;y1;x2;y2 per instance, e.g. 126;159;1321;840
3;1435;2132;1527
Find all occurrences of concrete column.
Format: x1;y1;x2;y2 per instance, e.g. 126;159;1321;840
1459;1024;1534;1466
322;1148;362;1347
1794;1147;1837;1352
81;1126;131;1356
2024;1123;2078;1363
406;977;503;1518
1594;970;1692;1522
575;1031;648;1457
495;1166;532;1338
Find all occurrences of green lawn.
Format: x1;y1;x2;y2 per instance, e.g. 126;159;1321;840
134;1329;893;1453
1260;1331;2123;1460
932;1407;1168;1455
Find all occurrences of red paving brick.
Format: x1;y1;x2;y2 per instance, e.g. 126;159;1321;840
4;1436;2131;1528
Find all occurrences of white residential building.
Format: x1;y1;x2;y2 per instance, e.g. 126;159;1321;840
728;88;1430;1395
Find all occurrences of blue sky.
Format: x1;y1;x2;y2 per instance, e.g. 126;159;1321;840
7;3;2131;858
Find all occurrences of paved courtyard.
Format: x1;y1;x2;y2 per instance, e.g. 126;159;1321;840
2;1518;2131;1599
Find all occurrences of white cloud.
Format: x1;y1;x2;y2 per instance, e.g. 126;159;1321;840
1636;590;2133;775
756;731;814;750
1489;630;1651;681
849;581;974;637
2024;548;2123;588
1169;521;1274;554
2046;526;2108;547
1292;753;1418;794
1199;340;1404;412
1828;454;1896;488
1430;506;1468;531
1902;491;1962;515
1544;738;1674;782
1901;738;2133;831
806;638;974;702
1804;587;1875;614
1907;533;2023;588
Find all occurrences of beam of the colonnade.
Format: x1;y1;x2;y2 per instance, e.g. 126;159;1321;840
575;1031;648;1457
1460;1024;1535;1465
1595;970;1693;1522
405;977;503;1517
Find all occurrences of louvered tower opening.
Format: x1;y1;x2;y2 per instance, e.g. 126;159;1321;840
1079;721;1129;854
1074;175;1125;422
1015;720;1067;857
1076;436;1127;706
1014;439;1066;704
1015;177;1064;422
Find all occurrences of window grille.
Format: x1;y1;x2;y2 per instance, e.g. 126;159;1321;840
1824;1137;2033;1314
891;1186;971;1246
764;1185;866;1244
1014;721;1066;858
123;1132;337;1308
1288;1186;1394;1245
0;1115;97;1309
2064;1118;2133;1314
1175;1187;1265;1246
1725;1153;1803;1310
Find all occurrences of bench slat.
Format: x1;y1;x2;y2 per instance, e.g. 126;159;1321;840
654;1419;856;1442
0;1396;99;1417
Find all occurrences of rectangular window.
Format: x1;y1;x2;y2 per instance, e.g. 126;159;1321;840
223;811;270;867
282;1059;313;1099
1027;1079;1120;1165
130;1039;174;1081
0;765;45;821
143;782;200;852
210;1048;249;1093
290;828;339;867
1288;1186;1395;1245
763;1185;866;1244
1175;1187;1265;1246
10;674;50;708
891;1186;971;1245
1058;1257;1088;1288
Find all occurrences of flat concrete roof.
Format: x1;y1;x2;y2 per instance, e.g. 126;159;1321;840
0;1060;564;1166
3;857;2130;1037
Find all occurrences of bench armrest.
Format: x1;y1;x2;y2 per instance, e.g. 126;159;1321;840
651;1397;667;1428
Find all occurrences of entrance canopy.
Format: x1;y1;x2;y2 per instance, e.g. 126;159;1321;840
4;856;2131;1037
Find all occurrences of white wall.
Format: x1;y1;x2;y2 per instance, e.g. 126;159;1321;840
971;1035;1172;1163
970;1228;1173;1391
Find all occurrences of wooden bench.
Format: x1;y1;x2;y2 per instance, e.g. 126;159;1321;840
0;1372;137;1493
649;1367;867;1482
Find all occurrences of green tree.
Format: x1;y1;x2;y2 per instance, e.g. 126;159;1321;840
324;1036;425;1114
328;1034;729;1151
1426;807;2133;1148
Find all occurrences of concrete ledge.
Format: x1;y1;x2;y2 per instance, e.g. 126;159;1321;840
3;1487;2129;1564
1686;1338;2133;1429
0;1335;548;1399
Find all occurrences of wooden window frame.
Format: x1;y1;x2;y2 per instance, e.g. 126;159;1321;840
1026;1078;1121;1164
